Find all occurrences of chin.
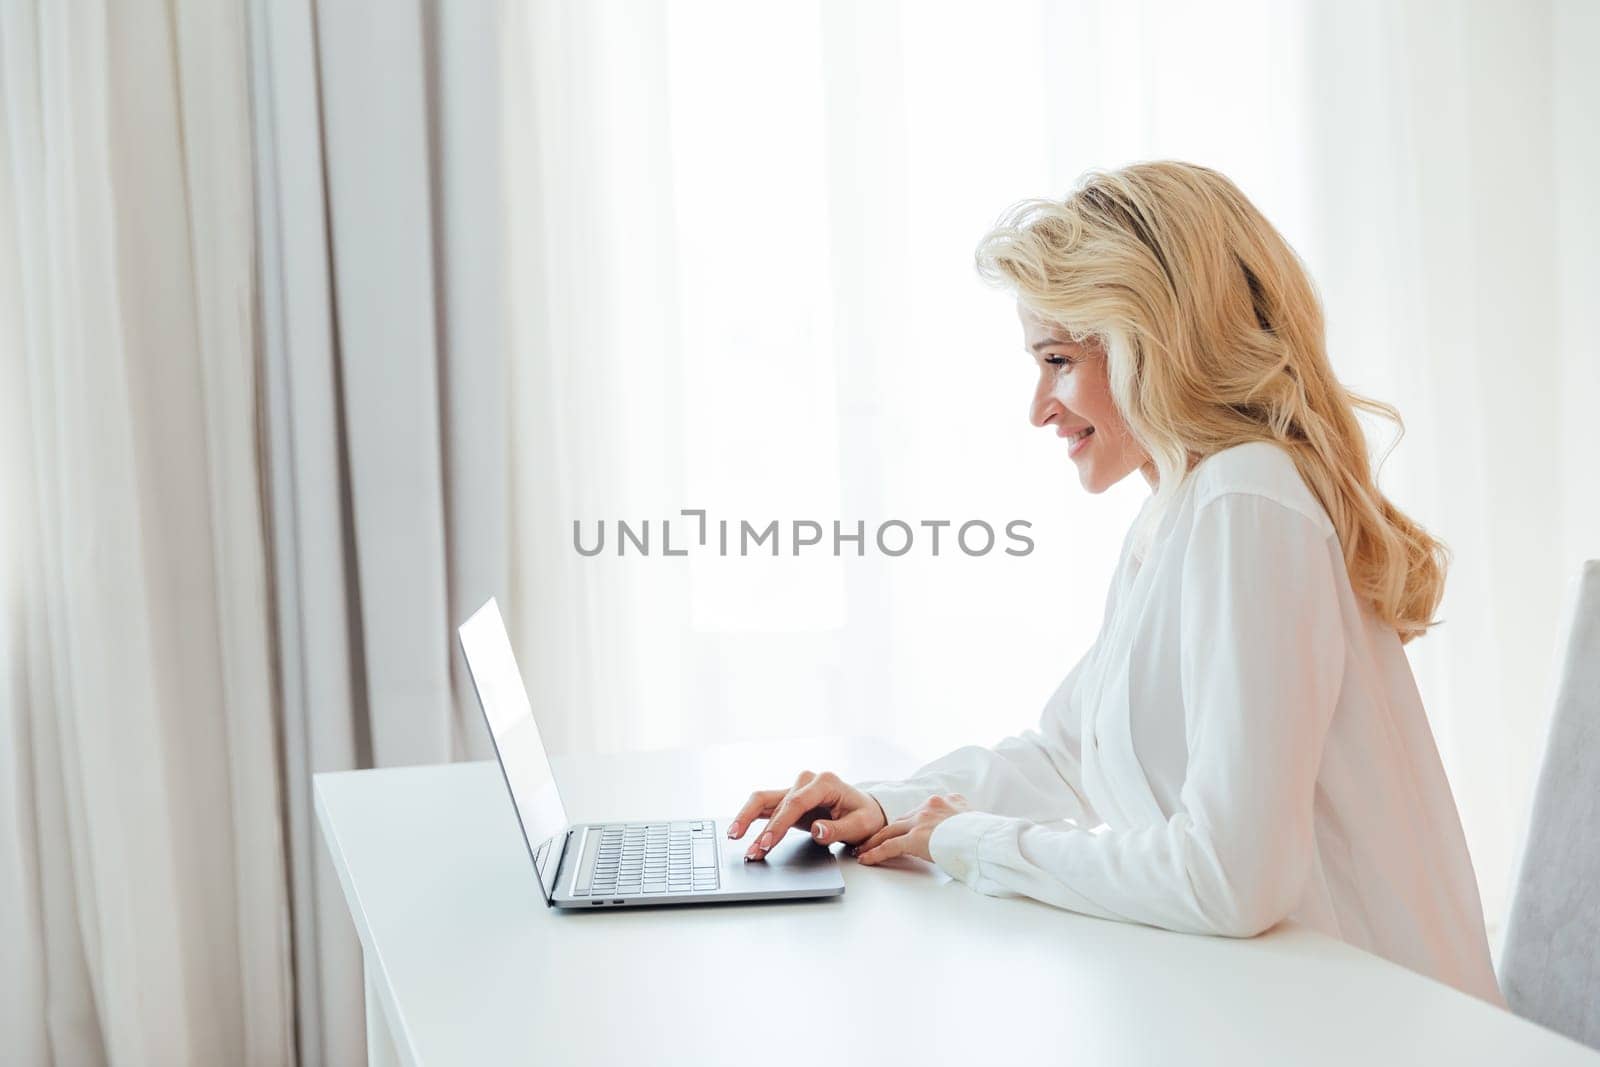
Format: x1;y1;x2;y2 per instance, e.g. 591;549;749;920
1075;459;1135;494
1075;465;1112;494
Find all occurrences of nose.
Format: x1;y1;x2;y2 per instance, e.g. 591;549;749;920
1030;375;1063;429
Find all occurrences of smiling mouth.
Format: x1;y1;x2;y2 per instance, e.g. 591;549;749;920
1064;426;1095;456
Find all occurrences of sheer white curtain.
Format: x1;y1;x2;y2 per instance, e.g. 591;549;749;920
504;0;1600;935
1304;0;1600;928
1;1;292;1064
504;0;1317;771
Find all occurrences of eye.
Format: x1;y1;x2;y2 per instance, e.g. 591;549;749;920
1044;355;1073;368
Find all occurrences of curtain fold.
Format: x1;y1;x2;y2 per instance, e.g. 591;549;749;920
249;0;507;1061
247;0;366;1061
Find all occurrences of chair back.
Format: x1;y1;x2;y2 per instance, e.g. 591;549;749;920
1500;560;1600;1050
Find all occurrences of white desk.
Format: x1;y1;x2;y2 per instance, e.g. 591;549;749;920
315;736;1598;1066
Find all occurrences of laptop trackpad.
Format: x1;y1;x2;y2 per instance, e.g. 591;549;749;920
714;820;845;894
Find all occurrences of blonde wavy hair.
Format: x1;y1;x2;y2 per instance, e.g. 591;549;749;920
975;161;1446;642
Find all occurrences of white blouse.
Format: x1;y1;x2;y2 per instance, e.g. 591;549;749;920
863;441;1502;1004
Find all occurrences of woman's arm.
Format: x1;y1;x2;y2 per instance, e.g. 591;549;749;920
856;657;1100;828
729;650;1101;860
870;493;1346;937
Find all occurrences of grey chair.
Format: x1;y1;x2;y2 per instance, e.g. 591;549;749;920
1500;559;1600;1050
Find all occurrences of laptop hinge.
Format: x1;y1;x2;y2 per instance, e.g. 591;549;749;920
548;827;580;906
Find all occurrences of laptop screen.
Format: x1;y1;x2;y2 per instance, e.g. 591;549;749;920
458;598;570;904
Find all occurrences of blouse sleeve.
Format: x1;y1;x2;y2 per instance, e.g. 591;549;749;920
926;492;1347;937
858;651;1101;829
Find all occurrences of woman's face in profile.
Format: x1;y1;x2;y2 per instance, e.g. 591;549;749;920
1020;304;1150;494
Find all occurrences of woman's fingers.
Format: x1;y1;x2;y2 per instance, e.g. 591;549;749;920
856;832;911;866
808;804;882;846
727;789;786;840
745;772;838;859
729;777;818;846
854;818;911;856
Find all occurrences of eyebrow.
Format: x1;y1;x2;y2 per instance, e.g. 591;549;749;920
1029;338;1074;352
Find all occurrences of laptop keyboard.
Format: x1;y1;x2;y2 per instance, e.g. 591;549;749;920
584;821;720;897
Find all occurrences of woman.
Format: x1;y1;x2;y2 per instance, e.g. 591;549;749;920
729;161;1502;1004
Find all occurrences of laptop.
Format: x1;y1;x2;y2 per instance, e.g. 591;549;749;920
458;598;846;909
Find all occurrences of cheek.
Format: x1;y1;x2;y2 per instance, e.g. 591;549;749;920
1048;368;1075;408
1076;370;1120;430
1051;369;1106;428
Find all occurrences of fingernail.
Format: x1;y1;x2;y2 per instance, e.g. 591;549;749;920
758;832;773;849
813;824;828;842
726;824;739;838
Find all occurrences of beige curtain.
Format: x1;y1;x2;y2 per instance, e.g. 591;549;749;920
0;0;292;1064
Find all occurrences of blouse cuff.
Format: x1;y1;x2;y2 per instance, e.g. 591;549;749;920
860;782;935;824
928;810;1014;885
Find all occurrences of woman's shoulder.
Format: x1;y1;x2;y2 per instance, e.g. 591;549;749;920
1184;441;1335;537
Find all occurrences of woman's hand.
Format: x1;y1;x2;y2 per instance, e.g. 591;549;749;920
729;770;888;861
854;793;969;865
